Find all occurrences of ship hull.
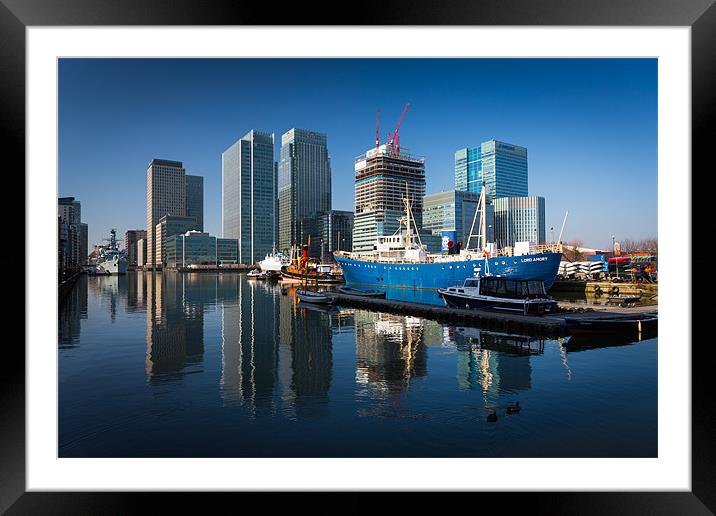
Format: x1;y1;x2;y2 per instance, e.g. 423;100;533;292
334;252;562;291
97;258;129;275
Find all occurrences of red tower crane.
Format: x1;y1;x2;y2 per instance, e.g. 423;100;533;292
375;109;380;150
386;103;410;156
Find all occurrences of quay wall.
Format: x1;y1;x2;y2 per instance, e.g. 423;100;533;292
58;271;81;305
551;280;657;296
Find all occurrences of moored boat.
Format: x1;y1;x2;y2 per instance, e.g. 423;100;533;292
247;269;269;280
95;229;128;275
296;289;334;304
258;244;290;272
334;183;561;291
438;276;558;315
337;286;386;298
281;243;345;284
564;313;658;335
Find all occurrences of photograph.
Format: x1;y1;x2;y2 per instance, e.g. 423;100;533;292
57;57;659;459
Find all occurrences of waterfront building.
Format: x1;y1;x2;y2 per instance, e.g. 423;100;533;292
185;175;204;232
125;229;147;267
154;214;199;268
165;230;239;268
317;210;354;257
222;130;277;265
352;144;425;253
493;196;546;248
137;237;147;267
455;140;528;200
423;190;495;249
58;197;88;268
278;129;332;255
146;159;187;269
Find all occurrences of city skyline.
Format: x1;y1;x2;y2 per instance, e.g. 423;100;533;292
59;58;657;249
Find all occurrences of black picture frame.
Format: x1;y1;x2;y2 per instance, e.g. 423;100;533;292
2;0;708;512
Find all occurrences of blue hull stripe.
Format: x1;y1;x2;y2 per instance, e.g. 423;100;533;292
335;252;562;290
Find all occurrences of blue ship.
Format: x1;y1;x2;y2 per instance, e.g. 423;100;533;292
335;252;562;291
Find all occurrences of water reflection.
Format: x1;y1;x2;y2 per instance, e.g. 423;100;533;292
145;273;205;383
447;327;543;394
355;313;428;397
58;275;88;348
220;276;278;415
58;273;657;457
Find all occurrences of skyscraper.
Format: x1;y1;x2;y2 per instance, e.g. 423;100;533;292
352;144;425;253
146;159;186;269
125;229;147;267
185;175;204;232
58;196;88;268
317;210;354;257
493;196;546;248
278;129;331;254
422;190;494;248
222;130;276;265
455;140;528;200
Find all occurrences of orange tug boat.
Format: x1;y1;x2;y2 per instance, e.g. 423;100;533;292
280;243;345;285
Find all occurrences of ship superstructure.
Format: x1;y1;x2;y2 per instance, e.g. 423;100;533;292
96;229;129;275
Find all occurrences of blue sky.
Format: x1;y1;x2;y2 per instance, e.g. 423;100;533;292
59;58;657;250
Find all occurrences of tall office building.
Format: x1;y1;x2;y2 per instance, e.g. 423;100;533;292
423;190;494;248
493;196;546;248
455;140;528;200
352;144;425;253
125;229;147;267
222;130;276;265
58;196;88;268
277;129;331;254
317;210;354;257
185;175;204;232
146;159;186;268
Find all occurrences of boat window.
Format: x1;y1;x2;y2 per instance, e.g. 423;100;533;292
480;279;495;295
495;280;510;296
527;281;545;295
518;281;530;297
464;279;478;288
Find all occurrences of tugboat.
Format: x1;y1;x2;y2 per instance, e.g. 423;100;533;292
438;276;558;315
280;240;345;285
95;229;128;275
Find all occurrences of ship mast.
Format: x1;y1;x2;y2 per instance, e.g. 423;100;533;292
466;182;487;252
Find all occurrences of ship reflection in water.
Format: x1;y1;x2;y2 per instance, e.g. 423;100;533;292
59;272;657;458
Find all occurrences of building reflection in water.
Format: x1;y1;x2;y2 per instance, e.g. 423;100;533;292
58;275;88;349
447;326;544;394
354;312;428;398
220;276;279;417
145;272;205;383
281;288;334;419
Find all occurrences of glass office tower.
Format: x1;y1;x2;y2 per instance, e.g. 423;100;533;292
277;129;332;254
455;140;528;200
423;190;494;247
185;175;204;232
493;196;546;248
222;130;276;265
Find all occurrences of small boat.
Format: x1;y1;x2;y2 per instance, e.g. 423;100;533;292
337;286;386;298
296;289;334;305
247;269;269;280
564;313;658;335
438;276;558;316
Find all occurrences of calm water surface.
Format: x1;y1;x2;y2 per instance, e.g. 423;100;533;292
59;272;657;457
